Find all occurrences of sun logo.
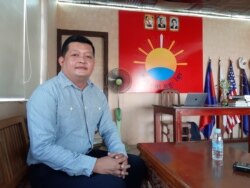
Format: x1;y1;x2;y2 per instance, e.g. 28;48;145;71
134;34;187;81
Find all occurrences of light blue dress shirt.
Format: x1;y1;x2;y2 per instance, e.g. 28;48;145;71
26;71;126;176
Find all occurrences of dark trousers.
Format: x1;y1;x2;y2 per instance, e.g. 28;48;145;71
29;149;147;188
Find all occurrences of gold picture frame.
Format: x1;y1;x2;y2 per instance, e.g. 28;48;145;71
170;17;179;31
144;14;154;29
157;15;166;30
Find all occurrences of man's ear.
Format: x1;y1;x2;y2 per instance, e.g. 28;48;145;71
58;56;64;66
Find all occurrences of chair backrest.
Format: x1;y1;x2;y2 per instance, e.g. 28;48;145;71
0;116;29;188
160;89;181;107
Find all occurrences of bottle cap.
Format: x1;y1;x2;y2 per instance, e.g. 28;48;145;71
215;128;221;134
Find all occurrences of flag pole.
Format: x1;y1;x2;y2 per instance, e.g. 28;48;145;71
199;58;217;139
239;68;243;138
238;57;250;136
226;59;241;138
217;58;221;102
217;58;224;136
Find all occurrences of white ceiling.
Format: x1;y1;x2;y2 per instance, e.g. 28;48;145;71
58;0;250;19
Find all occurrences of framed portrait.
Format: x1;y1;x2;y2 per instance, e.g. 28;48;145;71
170;17;179;31
144;14;154;29
157;15;166;30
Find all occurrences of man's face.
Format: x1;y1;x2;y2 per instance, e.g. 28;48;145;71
59;42;95;82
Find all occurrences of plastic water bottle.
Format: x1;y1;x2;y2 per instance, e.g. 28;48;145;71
212;128;223;161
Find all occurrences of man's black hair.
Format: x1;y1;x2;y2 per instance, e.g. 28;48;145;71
61;35;95;57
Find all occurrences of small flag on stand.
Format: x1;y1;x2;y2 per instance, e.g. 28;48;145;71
241;69;249;135
218;59;228;130
226;60;240;133
199;59;217;139
218;59;222;102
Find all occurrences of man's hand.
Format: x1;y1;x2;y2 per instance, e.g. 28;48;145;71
93;153;130;178
108;152;130;179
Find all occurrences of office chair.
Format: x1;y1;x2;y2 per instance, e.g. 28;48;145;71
160;89;191;142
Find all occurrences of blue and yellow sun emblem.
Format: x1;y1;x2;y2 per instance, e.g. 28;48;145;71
134;34;187;81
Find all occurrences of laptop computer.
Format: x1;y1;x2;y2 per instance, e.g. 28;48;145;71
184;93;208;107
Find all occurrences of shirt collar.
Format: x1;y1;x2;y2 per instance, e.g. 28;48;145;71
58;71;93;89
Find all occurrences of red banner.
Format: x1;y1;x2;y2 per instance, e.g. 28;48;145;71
119;11;203;93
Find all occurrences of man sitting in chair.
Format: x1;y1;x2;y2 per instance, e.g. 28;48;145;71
26;35;147;188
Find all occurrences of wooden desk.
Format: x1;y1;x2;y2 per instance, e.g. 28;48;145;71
138;142;250;188
153;105;250;152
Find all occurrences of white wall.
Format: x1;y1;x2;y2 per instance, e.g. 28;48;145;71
203;18;250;85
